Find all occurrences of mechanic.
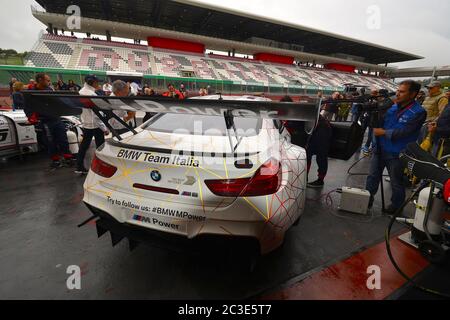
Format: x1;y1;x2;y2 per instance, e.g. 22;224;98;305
75;75;109;174
163;83;184;100
25;73;75;169
109;80;136;135
366;80;427;214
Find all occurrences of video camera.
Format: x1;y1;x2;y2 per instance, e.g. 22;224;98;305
342;84;396;128
321;84;396;160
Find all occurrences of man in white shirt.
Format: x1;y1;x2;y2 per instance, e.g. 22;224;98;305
75;75;110;174
109;80;136;135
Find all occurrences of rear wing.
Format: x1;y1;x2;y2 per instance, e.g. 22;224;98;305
22;91;321;145
22;92;321;120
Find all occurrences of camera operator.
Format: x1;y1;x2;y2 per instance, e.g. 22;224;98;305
366;80;426;214
360;89;380;155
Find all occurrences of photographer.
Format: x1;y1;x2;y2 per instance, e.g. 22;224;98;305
366;80;426;214
163;83;184;100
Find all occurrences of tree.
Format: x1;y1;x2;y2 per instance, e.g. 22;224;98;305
0;49;18;55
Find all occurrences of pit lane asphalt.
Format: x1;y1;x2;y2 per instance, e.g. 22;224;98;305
0;151;403;299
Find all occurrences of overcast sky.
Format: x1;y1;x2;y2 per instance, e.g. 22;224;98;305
0;0;448;69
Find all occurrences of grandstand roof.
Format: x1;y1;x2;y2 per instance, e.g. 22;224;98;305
35;0;422;65
390;66;450;78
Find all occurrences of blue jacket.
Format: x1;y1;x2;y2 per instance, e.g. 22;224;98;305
379;101;426;156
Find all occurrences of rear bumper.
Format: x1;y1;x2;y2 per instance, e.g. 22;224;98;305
86;203;262;255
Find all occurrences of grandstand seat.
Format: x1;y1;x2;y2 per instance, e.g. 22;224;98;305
24;34;397;91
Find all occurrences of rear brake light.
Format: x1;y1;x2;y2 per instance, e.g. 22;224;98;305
133;184;180;195
91;155;117;178
205;159;282;197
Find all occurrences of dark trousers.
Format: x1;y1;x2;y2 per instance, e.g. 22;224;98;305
306;124;331;181
365;128;374;148
366;152;405;209
361;117;374;149
77;128;105;169
307;150;328;181
40;120;71;160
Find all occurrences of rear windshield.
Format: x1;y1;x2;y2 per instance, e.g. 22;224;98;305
144;114;262;137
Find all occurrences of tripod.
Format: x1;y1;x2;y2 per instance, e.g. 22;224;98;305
377;138;387;213
348;112;387;212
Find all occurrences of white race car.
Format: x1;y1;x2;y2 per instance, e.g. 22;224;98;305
0;110;82;158
23;92;321;257
0;110;39;158
82;96;308;255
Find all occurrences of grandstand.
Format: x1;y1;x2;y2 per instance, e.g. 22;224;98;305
0;0;422;96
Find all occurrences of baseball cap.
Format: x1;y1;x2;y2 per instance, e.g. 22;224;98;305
85;74;100;83
426;81;442;88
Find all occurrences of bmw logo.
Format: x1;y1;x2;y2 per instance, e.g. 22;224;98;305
150;170;162;182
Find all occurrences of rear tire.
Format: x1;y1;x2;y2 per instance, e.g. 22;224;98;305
228;243;260;274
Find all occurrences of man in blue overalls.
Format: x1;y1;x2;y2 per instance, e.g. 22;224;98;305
366;80;426;214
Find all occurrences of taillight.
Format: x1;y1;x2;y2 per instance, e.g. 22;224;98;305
91;155;117;178
205;159;282;197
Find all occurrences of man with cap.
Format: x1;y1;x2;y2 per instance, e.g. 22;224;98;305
422;81;448;122
75;75;109;174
